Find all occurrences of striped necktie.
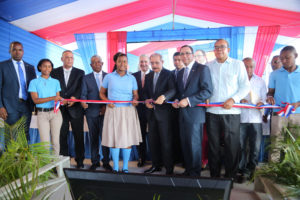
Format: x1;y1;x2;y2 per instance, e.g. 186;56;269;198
17;61;27;100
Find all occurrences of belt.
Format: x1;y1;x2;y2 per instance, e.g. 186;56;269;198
19;98;25;102
36;107;54;112
272;112;279;116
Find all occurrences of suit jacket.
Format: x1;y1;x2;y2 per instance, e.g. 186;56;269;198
81;71;107;118
143;68;176;121
0;59;36;113
132;71;148;115
176;62;213;123
51;66;84;118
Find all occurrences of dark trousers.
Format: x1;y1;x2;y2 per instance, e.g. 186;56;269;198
60;109;84;164
171;108;183;164
137;108;147;162
5;101;31;142
206;113;240;178
179;118;203;176
239;123;262;174
148;114;173;171
86;115;110;165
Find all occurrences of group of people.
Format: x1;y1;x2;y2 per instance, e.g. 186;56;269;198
0;40;299;180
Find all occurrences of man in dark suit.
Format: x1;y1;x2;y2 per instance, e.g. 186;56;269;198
51;50;85;168
173;45;213;176
143;53;176;175
132;55;150;167
81;55;112;171
0;41;36;142
171;52;184;164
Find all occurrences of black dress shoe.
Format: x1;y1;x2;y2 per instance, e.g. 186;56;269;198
137;159;145;167
103;163;113;171
144;166;162;174
90;162;100;170
166;171;174;175
180;171;189;176
76;163;84;169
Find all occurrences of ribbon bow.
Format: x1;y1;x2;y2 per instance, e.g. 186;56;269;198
276;102;296;118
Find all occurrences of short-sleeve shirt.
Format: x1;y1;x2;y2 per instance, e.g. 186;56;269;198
102;71;138;107
28;76;61;108
268;66;300;113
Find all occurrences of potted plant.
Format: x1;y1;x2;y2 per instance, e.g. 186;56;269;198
0;117;57;200
254;123;300;199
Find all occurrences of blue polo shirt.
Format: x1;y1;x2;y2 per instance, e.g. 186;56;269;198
28;76;61;108
269;66;300;113
102;71;138;107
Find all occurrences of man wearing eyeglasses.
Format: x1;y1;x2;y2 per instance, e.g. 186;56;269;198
206;39;250;180
172;45;213;176
194;49;208;65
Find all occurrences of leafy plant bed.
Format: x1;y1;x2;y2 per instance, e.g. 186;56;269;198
0;117;70;200
0;156;70;199
254;124;300;199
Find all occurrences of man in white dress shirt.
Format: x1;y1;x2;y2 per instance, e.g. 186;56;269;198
206;39;250;179
238;58;267;180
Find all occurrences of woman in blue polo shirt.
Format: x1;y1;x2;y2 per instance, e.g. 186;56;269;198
100;53;142;173
28;59;62;156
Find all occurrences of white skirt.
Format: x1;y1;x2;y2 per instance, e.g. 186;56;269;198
101;106;142;148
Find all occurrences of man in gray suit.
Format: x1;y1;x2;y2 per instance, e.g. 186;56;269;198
0;41;36;142
81;55;112;171
173;45;213;176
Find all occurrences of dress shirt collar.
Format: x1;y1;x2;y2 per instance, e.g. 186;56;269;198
175;67;184;72
141;69;150;75
250;74;259;81
93;70;103;76
279;65;299;73
39;76;52;81
63;67;72;73
186;60;195;70
214;56;233;64
12;59;24;65
113;70;130;76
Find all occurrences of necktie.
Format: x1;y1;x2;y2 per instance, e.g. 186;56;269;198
95;73;101;90
153;72;159;93
141;72;145;88
65;70;70;86
183;67;189;88
17;61;27;100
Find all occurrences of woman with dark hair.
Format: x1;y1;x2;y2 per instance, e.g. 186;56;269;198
100;53;142;173
28;59;62;156
112;52;123;72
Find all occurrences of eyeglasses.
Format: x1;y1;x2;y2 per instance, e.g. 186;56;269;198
214;45;228;50
180;52;192;56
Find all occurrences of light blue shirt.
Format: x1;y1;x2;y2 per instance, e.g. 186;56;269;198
207;57;250;114
269;66;300;113
102;71;138;107
28;76;61;108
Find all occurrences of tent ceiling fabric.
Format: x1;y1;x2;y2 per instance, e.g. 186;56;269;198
1;0;299;47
